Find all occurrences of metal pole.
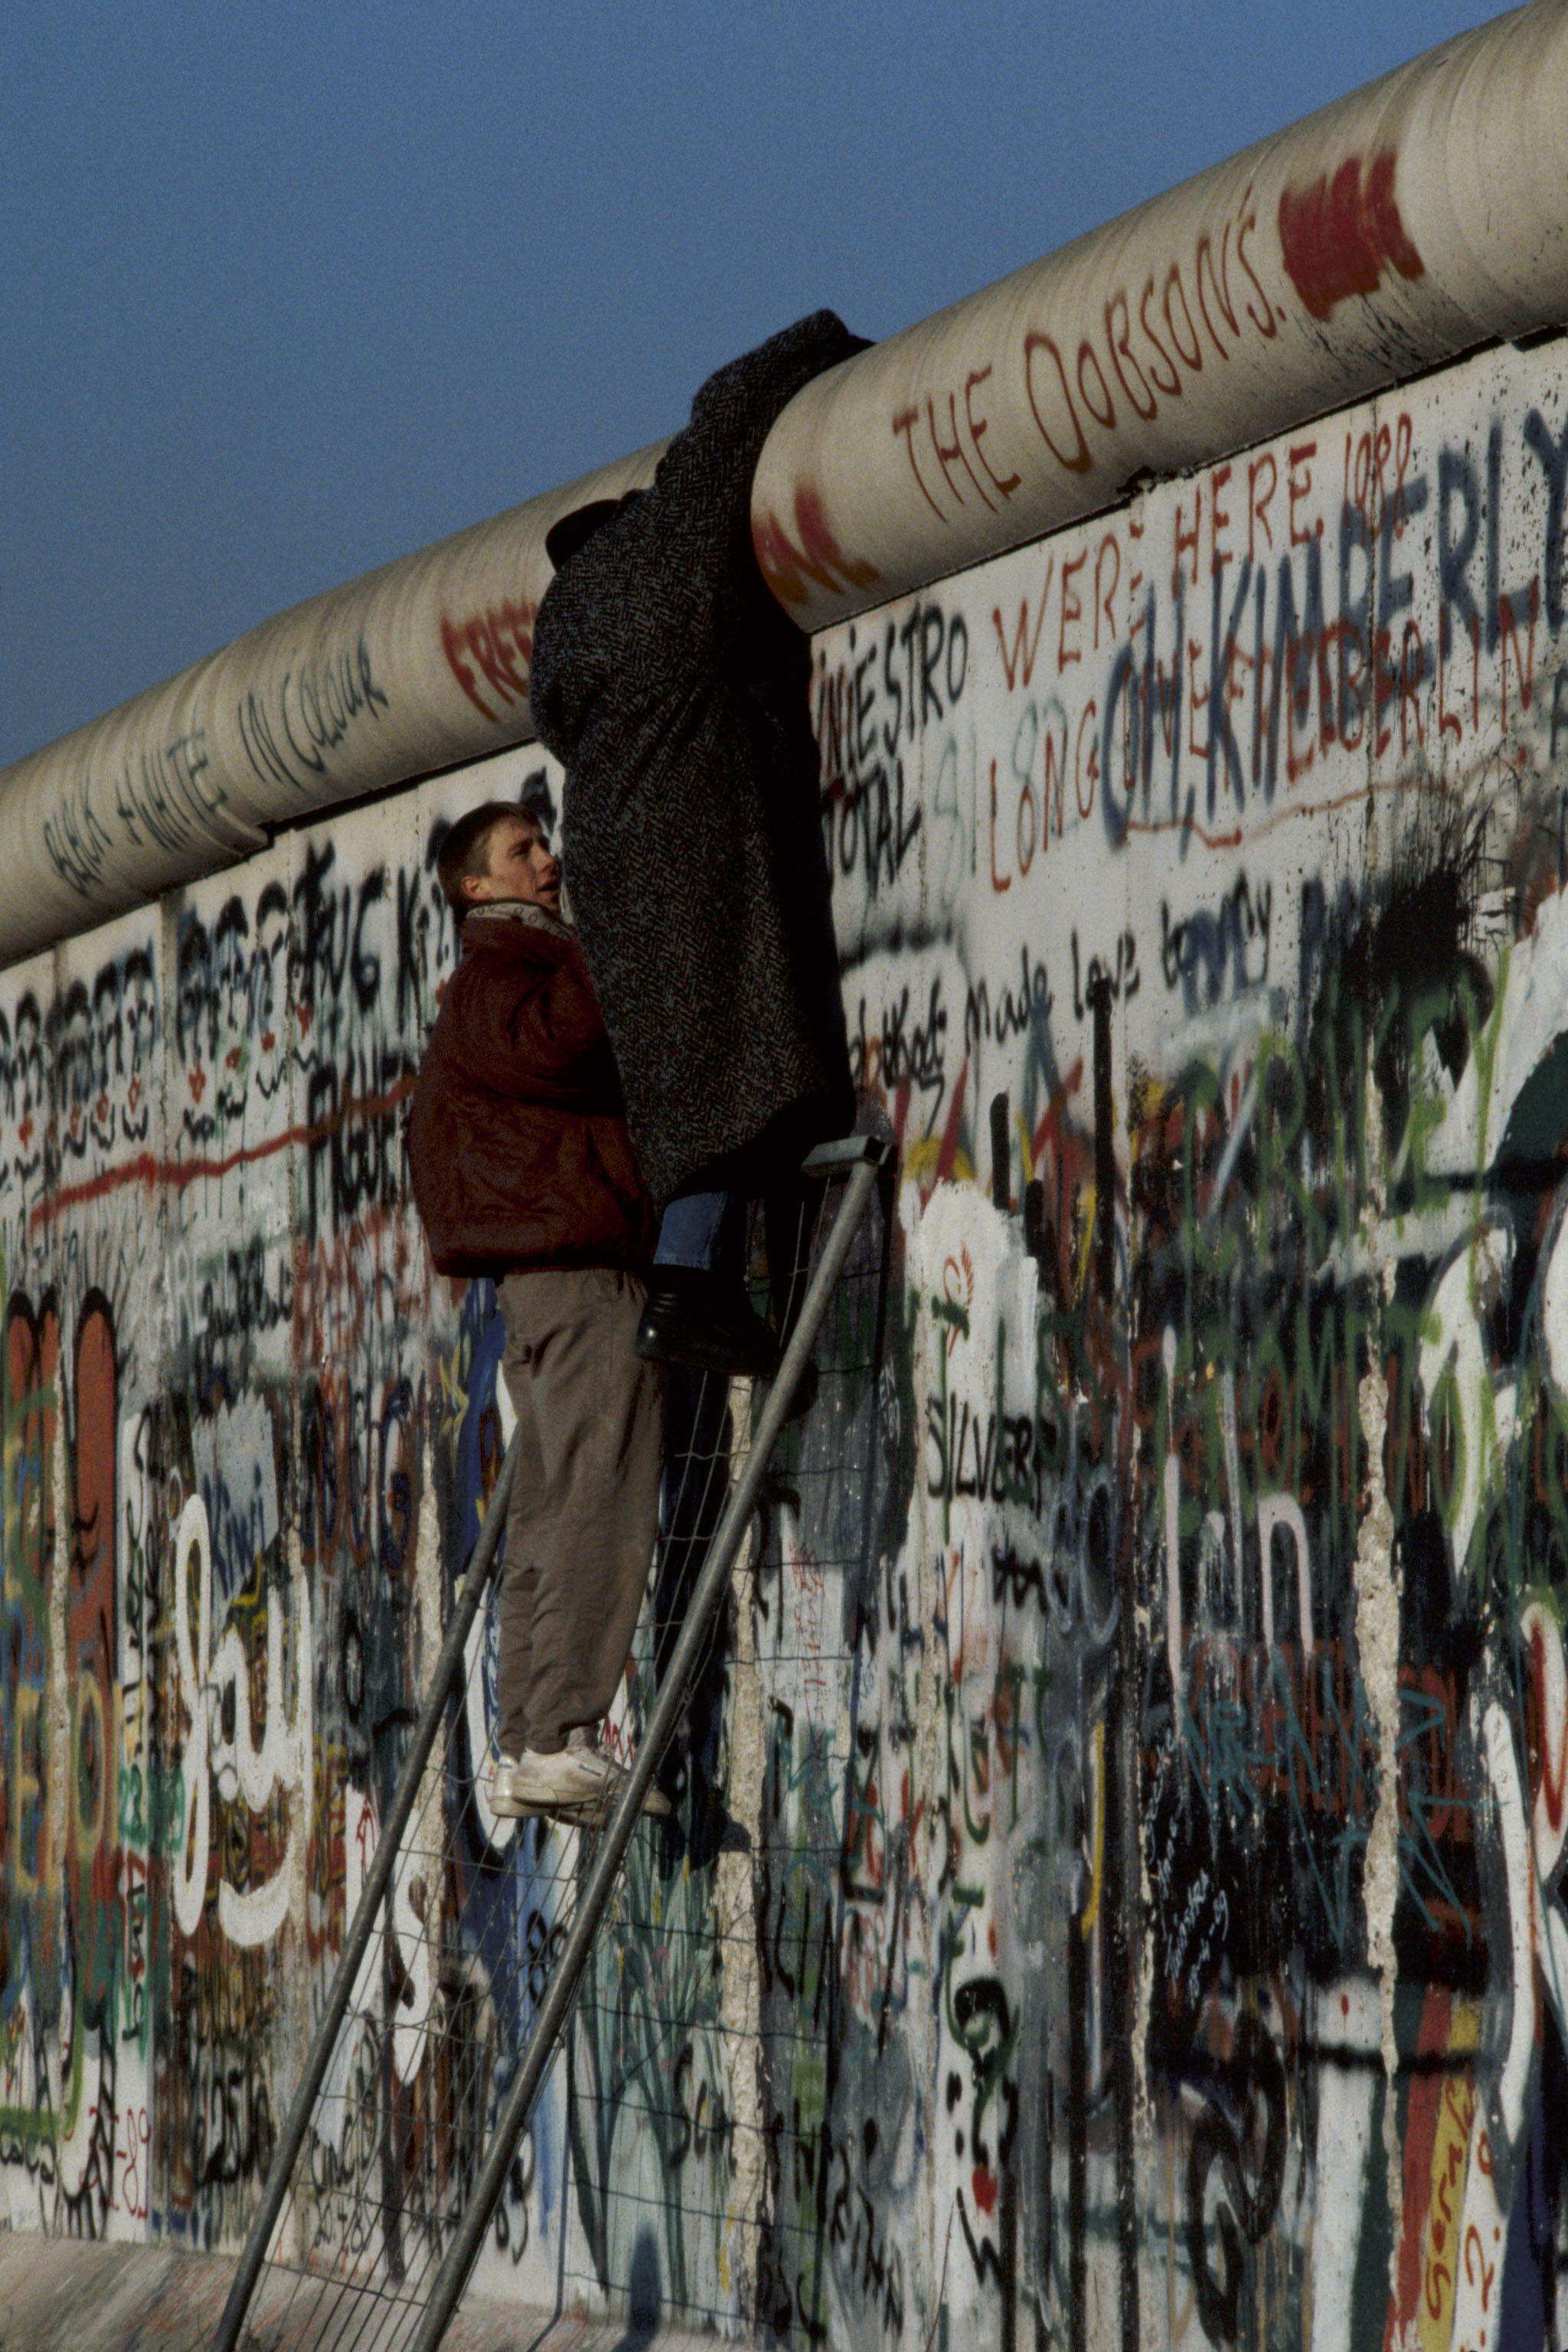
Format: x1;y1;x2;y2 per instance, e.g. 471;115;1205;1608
410;1138;890;2352
213;1429;521;2352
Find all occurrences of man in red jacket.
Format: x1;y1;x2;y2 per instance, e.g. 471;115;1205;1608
409;799;668;1825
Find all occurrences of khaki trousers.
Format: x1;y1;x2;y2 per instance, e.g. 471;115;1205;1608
495;1266;664;1757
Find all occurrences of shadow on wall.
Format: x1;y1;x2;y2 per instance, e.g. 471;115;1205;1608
612;2230;662;2352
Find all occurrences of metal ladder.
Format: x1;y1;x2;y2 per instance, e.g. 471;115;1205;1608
214;1131;892;2352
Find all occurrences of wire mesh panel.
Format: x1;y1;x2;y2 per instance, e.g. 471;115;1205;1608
560;1164;897;2340
217;1142;893;2352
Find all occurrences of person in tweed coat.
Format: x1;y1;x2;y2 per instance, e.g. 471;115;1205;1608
528;311;863;1374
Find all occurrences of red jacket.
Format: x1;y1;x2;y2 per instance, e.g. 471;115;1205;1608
409;904;655;1277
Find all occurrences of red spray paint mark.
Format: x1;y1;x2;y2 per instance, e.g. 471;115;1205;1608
935;1057;969;1189
891;1079;912;1158
1383;1985;1452;2349
753;483;881;610
441;598;536;722
29;1070;416;1233
1031;1055;1085;1172
971;2167;998;2216
1278;151;1423;323
1530;1618;1568;1836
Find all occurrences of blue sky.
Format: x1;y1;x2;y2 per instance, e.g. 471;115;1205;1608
2;1;1494;770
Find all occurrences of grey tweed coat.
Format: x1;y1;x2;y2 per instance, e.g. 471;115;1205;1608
528;312;860;1208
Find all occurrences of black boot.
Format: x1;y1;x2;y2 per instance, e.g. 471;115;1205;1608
635;1267;780;1377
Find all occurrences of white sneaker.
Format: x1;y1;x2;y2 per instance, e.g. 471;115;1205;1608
491;1740;671;1825
490;1753;550;1818
557;1730;675;1825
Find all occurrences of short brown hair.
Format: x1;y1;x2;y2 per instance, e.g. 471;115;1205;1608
435;802;541;919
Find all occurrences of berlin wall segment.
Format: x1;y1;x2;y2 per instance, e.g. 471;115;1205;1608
0;334;1567;2352
811;332;1568;2352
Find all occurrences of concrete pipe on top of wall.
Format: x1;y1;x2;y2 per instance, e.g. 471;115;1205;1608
5;0;1568;968
750;0;1568;626
0;439;665;964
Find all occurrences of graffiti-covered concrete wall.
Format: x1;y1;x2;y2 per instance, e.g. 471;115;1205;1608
3;331;1568;2351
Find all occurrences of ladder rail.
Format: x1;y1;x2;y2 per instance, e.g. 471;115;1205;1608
213;1426;522;2352
409;1133;891;2352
